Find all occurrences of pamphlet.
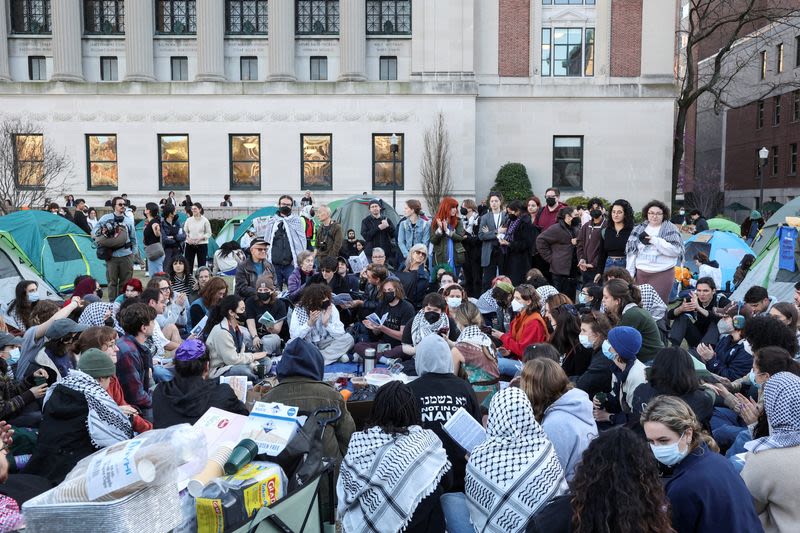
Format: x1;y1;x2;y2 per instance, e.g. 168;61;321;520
240;402;303;456
219;375;249;403
333;293;353;306
193;407;249;453
349;252;369;274
366;312;388;326
258;310;285;328
443;407;487;454
190;315;208;337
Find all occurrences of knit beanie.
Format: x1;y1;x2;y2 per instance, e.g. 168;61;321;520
495;281;514;294
607;326;642;362
77;348;116;378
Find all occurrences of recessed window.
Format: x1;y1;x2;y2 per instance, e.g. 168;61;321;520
772;145;779;176
541;28;551;76
10;0;51;34
159;134;190;190
793;90;799;122
777;43;784;73
84;0;124;34
553;136;583;190
310;56;328;80
171;56;189;81
791;143;798;176
372;134;404;190
774;95;781;126
756;100;764;129
760;50;767;79
542;27;595;77
28;56;46;81
100;56;118;81
229;134;261;189
156;0;196;34
13;134;44;188
226;0;268;34
86;134;118;189
366;0;410;35
240;56;258;81
795;36;800;68
296;0;339;35
379;56;397;80
301;134;332;190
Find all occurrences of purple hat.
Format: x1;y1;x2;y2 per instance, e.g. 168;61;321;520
175;339;206;361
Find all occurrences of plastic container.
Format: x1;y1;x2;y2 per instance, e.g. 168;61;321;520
224;439;259;475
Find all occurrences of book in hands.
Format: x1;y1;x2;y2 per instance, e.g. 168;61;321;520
443;407;487;454
190;315;208;337
366;312;388;326
258;310;286;328
333;293;353;306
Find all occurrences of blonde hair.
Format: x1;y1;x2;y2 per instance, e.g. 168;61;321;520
520;359;572;422
404;243;428;270
453;301;482;328
640;396;719;452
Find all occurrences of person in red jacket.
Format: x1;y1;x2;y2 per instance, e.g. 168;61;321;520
490;284;549;376
534;187;569;231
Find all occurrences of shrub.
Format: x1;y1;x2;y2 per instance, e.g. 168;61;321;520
492;163;533;202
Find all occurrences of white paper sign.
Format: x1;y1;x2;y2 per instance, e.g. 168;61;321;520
85;439;145;500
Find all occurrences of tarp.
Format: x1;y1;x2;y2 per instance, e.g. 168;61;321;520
731;225;800;304
706;217;741;234
330;196;400;240
0;230;61;304
751;197;800;255
0;211;107;292
684;230;754;291
231;206;278;244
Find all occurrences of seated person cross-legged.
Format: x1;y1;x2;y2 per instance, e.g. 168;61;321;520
353;279;415;364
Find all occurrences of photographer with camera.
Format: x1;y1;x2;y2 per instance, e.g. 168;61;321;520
94;196;136;301
314;205;342;262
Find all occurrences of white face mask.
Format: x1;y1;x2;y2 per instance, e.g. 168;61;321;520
446;297;462;309
511;299;525;312
578;334;593;349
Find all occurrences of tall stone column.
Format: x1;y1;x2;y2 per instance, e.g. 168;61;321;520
196;0;225;81
267;0;296;81
0;0;11;81
124;0;155;81
338;0;366;81
51;0;84;81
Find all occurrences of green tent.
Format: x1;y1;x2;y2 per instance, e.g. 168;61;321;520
331;196;400;240
0;211;107;293
706;217;741;234
0;230;61;303
231;206;279;244
215;214;249;245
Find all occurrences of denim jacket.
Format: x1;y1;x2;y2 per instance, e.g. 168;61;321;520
397;217;430;258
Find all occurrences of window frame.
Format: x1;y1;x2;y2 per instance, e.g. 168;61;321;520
156;0;197;34
777;43;784;73
296;0;339;35
310;56;328;80
756;99;764;129
366;0;411;36
158;134;190;191
552;135;584;191
170;56;189;81
84;0;124;35
774;94;781;126
300;133;333;191
791;143;798;176
796;35;800;68
542;0;596;4
28;56;46;81
772;145;779;177
85;134;119;191
229;134;262;190
100;56;119;81
793;90;800;122
372;133;404;191
225;0;268;35
13;133;45;189
542;26;595;78
379;56;398;81
760;50;767;80
10;0;51;34
240;56;258;81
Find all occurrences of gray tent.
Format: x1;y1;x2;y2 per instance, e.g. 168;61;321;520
330;195;400;240
752;197;800;255
731;226;800;304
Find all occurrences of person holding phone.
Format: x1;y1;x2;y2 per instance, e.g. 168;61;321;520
489;284;549;377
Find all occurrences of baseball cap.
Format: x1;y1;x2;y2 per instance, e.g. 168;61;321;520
249;237;269;249
46;319;89;340
0;332;23;348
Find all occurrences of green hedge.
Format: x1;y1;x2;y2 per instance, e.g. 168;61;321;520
492;163;533;202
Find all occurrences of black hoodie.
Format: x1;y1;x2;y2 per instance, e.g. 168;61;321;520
152;375;249;429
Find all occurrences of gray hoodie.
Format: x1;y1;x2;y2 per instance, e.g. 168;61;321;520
542;387;597;481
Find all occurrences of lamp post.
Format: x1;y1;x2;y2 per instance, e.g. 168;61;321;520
759;146;769;209
390;134;399;209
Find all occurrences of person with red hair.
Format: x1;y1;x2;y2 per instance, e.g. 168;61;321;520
114;278;143;304
430;197;466;274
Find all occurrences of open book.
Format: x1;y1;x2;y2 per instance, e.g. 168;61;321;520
349;252;369;274
366;312;388;326
443;407;487;454
258;310;286;328
333;293;353;306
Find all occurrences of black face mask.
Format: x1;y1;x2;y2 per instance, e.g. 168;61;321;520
96;289;104;299
424;311;441;324
546;197;557;207
257;292;271;302
590;209;602;219
309;209;315;217
236;312;247;323
320;300;331;310
507;213;517;221
384;291;396;302
571;218;581;227
279;205;292;216
460;207;468;216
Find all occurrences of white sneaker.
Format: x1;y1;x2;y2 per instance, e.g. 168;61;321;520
351;353;361;363
339;354;350;363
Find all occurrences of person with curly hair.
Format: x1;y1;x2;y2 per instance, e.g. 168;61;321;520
642;396;761;533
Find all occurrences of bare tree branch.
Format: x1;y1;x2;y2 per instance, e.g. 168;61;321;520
420;112;452;213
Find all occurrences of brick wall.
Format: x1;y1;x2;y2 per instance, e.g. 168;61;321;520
610;0;643;77
499;0;530;77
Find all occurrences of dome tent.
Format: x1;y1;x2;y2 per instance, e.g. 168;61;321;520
730;225;800;304
330;195;400;240
751;197;800;255
683;230;754;292
0;230;61;304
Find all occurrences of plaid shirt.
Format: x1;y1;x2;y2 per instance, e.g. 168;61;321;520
116;335;152;410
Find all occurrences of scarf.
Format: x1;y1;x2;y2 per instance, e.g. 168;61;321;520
749;372;800;453
45;370;132;448
625;221;684;263
446;224;456;271
255;215;306;267
465;388;566;533
457;325;494;349
536;285;559;303
338;426;450;533
79;302;124;335
504;217;522;246
292;306;331;344
410;310;449;346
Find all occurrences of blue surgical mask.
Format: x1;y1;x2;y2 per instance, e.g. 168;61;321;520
7;348;19;364
749;370;761;389
650;432;689;466
28;292;40;302
602;340;615;360
579;334;593;349
578;293;588;305
446;297;462;309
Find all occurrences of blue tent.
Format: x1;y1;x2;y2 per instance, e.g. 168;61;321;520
684;230;754;291
230;206;279;244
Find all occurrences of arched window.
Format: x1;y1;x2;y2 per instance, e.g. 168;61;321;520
10;0;51;34
366;0;410;35
296;0;338;35
226;0;268;34
156;0;196;34
84;0;124;34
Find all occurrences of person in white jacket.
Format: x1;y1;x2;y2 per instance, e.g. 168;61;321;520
289;283;354;364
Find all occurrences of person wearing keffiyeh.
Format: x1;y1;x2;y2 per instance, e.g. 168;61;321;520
742;372;800;532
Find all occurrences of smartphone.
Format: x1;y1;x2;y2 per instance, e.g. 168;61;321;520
34;376;47;386
480;325;493;334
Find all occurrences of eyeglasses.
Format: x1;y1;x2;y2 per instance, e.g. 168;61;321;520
115;203;125;207
159;286;171;293
647;211;664;217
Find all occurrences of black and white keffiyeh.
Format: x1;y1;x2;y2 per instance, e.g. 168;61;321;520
465;387;566;533
337;426;450;533
410;310;449;346
536;285;559;303
457;325;494;349
44;370;132;448
292;305;332;343
79;302;124;335
749;372;800;453
625;221;685;264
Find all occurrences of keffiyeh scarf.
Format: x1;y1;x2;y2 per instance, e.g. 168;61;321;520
44;370;132;448
536;285;559;303
292;306;331;344
457;325;494;349
79;302;124;335
749;372;800;453
465;388;566;533
625;221;685;263
410;311;449;346
338;426;450;533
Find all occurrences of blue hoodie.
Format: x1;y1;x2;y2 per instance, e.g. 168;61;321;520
277;338;324;381
541;387;597;481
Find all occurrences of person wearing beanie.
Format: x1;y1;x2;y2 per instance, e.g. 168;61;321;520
26;348;131;484
151;339;248;429
593;326;647;426
262;338;355;461
361;199;397;268
741;210;764;245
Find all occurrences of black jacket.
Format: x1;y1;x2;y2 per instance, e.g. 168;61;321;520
361;215;396;262
575;350;613;400
151;375;249;429
72;209;91;234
